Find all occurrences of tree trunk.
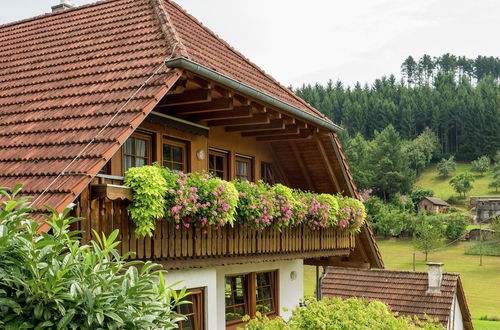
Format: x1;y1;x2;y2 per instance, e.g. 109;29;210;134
425;251;428;261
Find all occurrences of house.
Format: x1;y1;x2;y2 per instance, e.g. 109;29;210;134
418;197;450;214
321;264;473;330
469;196;500;223
464;228;496;241
0;0;383;329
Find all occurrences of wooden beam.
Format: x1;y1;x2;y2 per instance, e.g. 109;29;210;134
213;85;232;98
159;98;233;114
241;124;299;137
207;113;269;127
315;137;342;192
190;106;252;121
255;129;313;142
269;144;290;186
161;89;211;106
290;141;315;191
225;118;284;132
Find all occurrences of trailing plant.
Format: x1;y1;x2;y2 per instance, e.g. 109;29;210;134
234;180;276;229
337;196;366;231
124;164;169;236
124;166;366;235
166;171;238;230
0;185;186;329
294;192;339;230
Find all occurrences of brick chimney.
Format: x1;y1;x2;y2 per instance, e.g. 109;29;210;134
426;262;443;294
52;0;75;13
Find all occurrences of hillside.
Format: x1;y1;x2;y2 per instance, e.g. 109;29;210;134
416;162;497;208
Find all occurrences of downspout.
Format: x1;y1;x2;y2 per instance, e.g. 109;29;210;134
165;57;343;133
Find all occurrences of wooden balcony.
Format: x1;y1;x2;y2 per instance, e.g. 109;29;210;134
73;175;355;269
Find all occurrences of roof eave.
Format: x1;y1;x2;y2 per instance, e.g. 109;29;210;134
165;57;342;133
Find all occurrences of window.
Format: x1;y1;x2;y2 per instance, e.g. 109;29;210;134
163;138;187;172
235;156;253;181
177;289;205;330
225;271;278;326
208;149;228;180
261;162;277;185
123;133;151;172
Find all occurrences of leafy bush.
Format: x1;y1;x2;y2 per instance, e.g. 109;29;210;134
166;171;238;229
413;213;445;261
271;184;296;228
449;172;475;197
0;185;185;329
240;298;443;329
337;196;365;231
471;155;490;176
437;156;456;177
234;180;276;229
444;214;468;240
124;164;170;236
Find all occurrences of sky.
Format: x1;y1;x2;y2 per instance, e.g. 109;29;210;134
1;0;499;88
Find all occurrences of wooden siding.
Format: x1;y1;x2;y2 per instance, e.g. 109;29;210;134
72;177;355;269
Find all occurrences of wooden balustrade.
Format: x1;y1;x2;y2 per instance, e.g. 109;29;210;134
72;176;355;269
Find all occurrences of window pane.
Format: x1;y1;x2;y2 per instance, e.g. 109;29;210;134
216;155;224;171
257;287;272;300
124;156;133;171
172;146;183;162
124;139;133;154
173;163;183;172
135;139;147;157
163;145;172;161
136;157;146;167
256;299;273;314
180;316;194;330
209;155;215;170
257;273;271;286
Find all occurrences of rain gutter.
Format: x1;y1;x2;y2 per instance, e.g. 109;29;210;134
165;57;342;133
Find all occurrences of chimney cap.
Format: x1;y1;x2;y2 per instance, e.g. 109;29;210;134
51;0;75;13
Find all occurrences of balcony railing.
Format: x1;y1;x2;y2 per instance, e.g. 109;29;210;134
73;175;355;269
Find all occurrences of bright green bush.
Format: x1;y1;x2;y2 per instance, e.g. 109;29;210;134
240;298;444;330
124;164;169;236
234;180;276;229
0;185;185;329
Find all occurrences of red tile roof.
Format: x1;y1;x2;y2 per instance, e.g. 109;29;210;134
0;0;335;217
322;267;472;329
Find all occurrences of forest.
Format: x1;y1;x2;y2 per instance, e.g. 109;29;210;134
295;54;499;161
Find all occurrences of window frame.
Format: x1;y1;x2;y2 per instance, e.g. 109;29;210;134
208;148;229;180
235;155;253;181
122;132;153;173
225;270;279;327
177;288;205;330
162;137;189;173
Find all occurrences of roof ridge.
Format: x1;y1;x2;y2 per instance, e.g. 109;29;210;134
148;0;188;58
0;0;121;31
163;0;328;120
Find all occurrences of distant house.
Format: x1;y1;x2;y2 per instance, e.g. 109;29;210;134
418;197;450;214
321;264;473;330
465;228;496;241
469;197;500;223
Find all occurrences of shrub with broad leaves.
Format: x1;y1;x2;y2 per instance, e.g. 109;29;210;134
337;196;367;231
0;185;185;329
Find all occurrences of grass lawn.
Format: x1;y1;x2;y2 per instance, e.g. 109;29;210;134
304;238;500;328
416;163;497;209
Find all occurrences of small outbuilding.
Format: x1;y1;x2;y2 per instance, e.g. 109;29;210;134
418;197;450;214
321;264;473;330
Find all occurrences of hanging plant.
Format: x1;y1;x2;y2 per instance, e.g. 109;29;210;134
336;196;366;231
165;171;238;230
234;180;276;229
124;164;169;237
270;184;296;228
294;192;339;230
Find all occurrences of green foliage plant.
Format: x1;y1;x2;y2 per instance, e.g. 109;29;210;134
233;180;276;229
240;297;443;329
413;213;445;261
437;156;457;177
293;192;339;230
0;185;185;329
471;155;490;176
337;196;365;231
449;172;475;197
444;214;468;240
124;164;169;236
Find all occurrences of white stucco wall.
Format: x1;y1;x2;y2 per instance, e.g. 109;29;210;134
164;259;304;330
447;293;464;330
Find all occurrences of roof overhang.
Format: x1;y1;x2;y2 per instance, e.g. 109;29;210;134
165;57;343;133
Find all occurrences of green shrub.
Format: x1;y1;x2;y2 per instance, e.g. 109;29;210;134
234;180;276;229
444;214;468;240
240;297;443;329
0;185;185;329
